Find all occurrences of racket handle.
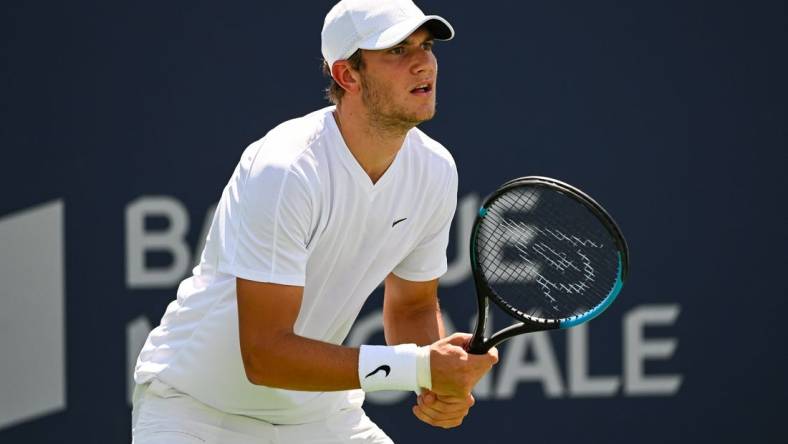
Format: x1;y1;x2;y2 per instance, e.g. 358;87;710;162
466;334;491;354
469;280;491;354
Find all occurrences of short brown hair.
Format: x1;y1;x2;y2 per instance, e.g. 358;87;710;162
322;50;364;105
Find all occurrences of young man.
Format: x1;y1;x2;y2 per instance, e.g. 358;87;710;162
132;1;498;442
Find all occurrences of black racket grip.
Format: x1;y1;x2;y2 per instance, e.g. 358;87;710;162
466;333;491;354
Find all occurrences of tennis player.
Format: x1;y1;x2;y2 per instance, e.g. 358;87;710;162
132;1;498;442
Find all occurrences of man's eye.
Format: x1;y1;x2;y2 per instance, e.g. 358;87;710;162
389;47;405;55
422;42;434;51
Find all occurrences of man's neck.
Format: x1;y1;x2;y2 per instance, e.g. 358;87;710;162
333;104;410;184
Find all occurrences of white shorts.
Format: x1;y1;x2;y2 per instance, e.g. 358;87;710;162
131;380;393;444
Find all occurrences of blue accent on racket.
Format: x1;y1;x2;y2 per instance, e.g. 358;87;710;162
559;253;625;329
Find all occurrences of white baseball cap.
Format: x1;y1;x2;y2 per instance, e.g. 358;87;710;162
321;0;455;68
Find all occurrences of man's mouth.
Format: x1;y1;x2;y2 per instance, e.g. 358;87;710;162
410;82;433;95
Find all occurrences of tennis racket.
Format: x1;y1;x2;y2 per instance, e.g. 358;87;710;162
467;176;629;354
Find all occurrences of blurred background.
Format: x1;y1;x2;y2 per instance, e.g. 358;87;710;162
1;0;785;442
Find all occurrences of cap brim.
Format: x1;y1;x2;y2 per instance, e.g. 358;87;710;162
356;15;454;53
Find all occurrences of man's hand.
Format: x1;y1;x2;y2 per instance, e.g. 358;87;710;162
412;390;475;429
429;332;498;398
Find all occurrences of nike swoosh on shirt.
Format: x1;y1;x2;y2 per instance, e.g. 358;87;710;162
392;218;407;227
365;365;391;378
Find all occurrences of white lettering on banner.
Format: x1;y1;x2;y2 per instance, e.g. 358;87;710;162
495;332;565;398
122;196;684;401
122;306;684;403
624;304;683;395
342;304;682;403
568;323;620;397
126;197;191;288
124;195;474;290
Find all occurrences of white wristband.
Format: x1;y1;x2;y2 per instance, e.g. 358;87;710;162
359;344;422;392
416;345;432;391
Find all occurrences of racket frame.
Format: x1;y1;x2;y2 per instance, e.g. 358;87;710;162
467;176;629;354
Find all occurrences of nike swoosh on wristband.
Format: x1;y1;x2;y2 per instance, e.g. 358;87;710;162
365;365;391;378
392;218;407;227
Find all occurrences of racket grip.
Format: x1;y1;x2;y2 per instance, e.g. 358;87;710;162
469;281;491;355
466;334;490;355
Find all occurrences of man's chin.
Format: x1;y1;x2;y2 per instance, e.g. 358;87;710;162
368;105;436;131
408;107;437;126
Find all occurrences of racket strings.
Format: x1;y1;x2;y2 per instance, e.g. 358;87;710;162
479;193;540;283
531;193;617;309
478;218;604;318
475;186;620;321
486;211;613;315
498;219;601;313
480;205;599;316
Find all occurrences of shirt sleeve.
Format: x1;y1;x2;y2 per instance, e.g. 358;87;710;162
392;169;458;282
220;151;313;287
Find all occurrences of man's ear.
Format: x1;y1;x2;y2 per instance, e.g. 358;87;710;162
331;60;362;96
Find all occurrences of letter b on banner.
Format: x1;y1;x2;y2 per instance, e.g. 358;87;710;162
126;196;191;288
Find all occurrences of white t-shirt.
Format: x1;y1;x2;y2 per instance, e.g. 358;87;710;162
135;106;458;425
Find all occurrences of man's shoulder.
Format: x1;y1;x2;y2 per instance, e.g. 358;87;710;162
242;107;334;172
407;127;457;173
261;107;333;154
234;107;336;195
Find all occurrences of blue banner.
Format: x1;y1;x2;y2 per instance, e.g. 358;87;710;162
1;1;785;443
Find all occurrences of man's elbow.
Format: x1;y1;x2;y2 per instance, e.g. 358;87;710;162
239;338;279;386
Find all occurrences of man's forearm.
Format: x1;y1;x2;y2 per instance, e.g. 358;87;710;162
241;332;360;391
383;302;445;346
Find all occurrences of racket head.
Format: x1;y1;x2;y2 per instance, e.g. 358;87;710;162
469;176;629;343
